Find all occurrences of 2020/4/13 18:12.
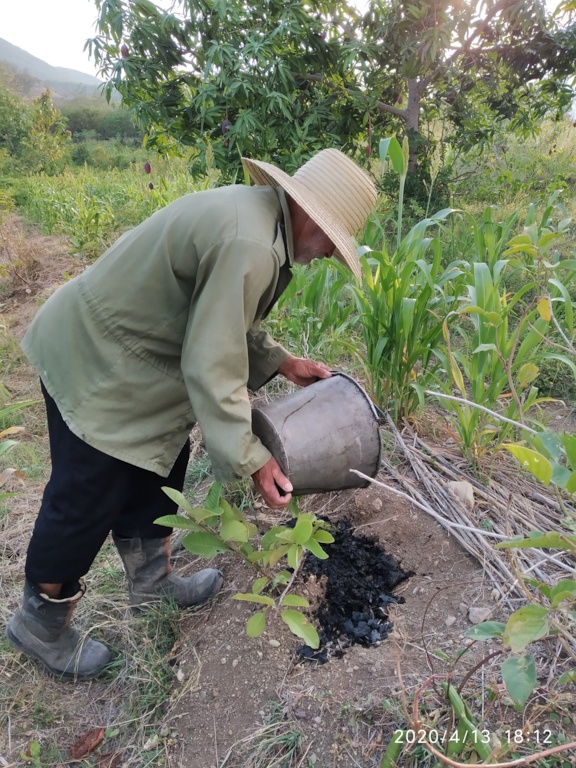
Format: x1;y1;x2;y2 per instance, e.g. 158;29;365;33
395;729;553;745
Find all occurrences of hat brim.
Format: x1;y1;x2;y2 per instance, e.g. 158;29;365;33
242;157;362;281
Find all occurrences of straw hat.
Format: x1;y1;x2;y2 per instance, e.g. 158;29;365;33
242;149;377;281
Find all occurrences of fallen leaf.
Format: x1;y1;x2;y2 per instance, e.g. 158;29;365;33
69;727;105;759
98;752;122;768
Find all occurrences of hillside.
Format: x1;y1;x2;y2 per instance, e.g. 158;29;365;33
0;37;103;102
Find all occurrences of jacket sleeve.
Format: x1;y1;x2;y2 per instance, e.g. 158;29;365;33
246;321;290;391
181;238;280;481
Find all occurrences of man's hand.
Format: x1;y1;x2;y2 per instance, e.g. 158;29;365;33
252;457;293;509
277;356;331;387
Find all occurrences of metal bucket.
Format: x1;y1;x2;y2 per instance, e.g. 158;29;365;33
251;372;381;495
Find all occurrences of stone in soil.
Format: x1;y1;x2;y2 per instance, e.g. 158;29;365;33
298;520;413;662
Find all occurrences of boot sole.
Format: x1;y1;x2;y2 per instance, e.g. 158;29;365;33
6;625;107;681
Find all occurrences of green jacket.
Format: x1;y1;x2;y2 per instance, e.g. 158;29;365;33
22;184;294;479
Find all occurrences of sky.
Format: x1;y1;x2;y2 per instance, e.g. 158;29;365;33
1;0;105;76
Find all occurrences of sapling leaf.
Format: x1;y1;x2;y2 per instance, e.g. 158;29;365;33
233;593;275;606
181;531;230;558
161;486;194;512
287;544;302;570
466;621;506;641
550;579;576;608
268;544;290;566
246;610;267;638
304;539;329;559
220;519;249;543
205;482;222;511
154;514;201;530
281;610;320;648
293;517;313;544
501;655;537;708
313;529;335;544
261;526;284;548
281;594;309;608
251;577;269;594
503;605;550;653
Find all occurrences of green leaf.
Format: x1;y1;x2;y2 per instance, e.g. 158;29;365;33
287;544;302;570
292;516;313;544
304;538;329;559
466;621;506;641
550;579;576;608
281;609;320;648
181;531;229;558
501;655;537;708
161;486;194;513
281;594;309;608
504;605;550;653
153;514;201;530
379;136;404;176
517;363;539;387
251;577;269;594
558;669;576;685
204;482;222;511
246;610;267;638
233;593;275;606
313;529;335;544
565;471;576;494
561;433;576;471
220;519;249;543
502;444;552;485
497;530;576;551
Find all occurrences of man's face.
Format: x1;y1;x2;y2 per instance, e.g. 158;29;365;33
293;215;336;266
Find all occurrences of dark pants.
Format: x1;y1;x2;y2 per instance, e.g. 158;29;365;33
25;383;190;585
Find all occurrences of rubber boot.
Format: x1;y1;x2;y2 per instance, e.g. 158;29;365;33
6;579;111;679
113;535;224;609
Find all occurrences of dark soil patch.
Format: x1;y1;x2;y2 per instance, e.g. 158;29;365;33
298;520;413;662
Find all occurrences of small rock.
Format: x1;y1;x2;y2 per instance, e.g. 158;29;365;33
232;659;239;668
458;603;468;615
221;657;227;665
176;668;185;682
445;615;457;627
468;606;492;624
372;498;383;511
446;480;475;511
268;639;280;648
314;717;322;724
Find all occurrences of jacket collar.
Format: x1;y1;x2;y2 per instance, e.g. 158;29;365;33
275;187;295;267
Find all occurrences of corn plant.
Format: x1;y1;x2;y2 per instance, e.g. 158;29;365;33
432;201;576;464
269;260;354;361
350;210;467;420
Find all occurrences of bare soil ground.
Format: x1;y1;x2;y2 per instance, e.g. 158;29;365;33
1;216;574;768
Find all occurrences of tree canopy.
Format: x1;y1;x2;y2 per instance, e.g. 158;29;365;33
89;0;576;181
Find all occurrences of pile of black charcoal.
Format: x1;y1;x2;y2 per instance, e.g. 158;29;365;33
297;520;413;663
